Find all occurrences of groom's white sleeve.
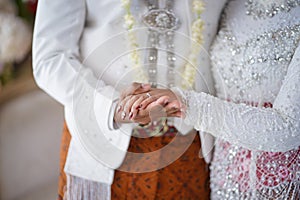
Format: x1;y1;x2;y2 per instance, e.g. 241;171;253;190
32;0;132;169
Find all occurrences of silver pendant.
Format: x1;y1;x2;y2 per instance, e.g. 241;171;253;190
143;9;180;33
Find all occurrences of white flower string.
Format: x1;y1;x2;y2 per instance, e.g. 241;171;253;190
181;0;205;89
121;0;205;88
122;0;148;82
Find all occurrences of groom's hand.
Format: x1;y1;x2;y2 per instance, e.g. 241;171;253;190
120;82;151;100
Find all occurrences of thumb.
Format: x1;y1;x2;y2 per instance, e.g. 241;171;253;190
121;82;151;99
132;83;151;95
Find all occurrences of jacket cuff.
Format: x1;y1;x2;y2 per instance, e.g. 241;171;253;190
93;86;133;168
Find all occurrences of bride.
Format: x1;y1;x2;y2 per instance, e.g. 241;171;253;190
121;0;300;199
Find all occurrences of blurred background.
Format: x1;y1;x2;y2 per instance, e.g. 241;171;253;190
0;1;64;199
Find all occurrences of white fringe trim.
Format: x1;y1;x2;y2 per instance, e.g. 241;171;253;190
64;174;111;200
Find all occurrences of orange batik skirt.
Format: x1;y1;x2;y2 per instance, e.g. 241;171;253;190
58;123;210;200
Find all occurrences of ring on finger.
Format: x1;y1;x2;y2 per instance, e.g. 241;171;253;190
146;92;151;98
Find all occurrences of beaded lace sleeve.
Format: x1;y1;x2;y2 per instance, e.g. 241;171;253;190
174;44;300;152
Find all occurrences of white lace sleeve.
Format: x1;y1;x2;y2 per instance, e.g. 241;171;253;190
175;44;300;152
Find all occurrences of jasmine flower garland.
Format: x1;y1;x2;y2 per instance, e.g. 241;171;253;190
121;0;148;82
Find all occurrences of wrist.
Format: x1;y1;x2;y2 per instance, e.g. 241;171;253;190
170;87;186;109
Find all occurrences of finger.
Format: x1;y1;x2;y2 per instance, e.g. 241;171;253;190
147;105;167;121
132;109;151;124
168;111;183;118
118;95;131;119
154;96;170;107
131;96;146;118
120;83;141;100
139;89;176;109
116;102;122;113
116;100;124;114
165;100;185;118
141;98;162;111
132;83;151;95
166;106;179;114
141;100;179;119
120;82;151;100
114;103;133;124
123;95;141;120
139;95;160;109
165;100;181;110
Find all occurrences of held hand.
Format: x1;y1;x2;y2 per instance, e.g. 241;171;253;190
114;82;151;124
138;88;178;110
115;88;184;124
114;103;152;125
115;96;181;125
134;88;184;120
114;95;160;124
119;82;151;100
114;92;158;124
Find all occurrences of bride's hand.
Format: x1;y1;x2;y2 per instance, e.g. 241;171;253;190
136;88;183;119
138;88;179;110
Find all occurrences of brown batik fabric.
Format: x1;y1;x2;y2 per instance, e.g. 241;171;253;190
58;123;210;200
58;123;71;200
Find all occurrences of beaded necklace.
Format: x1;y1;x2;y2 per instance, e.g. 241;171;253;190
121;0;205;89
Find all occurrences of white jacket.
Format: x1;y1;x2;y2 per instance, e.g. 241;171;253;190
32;0;226;184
